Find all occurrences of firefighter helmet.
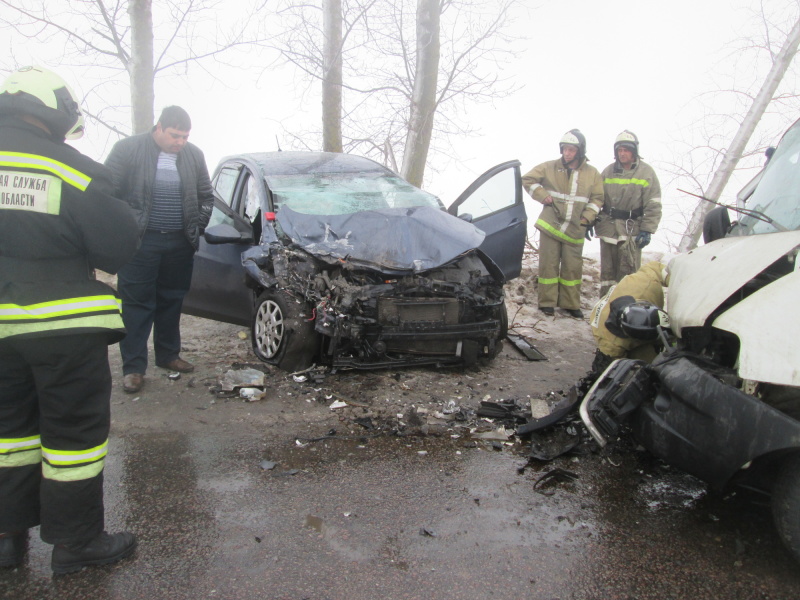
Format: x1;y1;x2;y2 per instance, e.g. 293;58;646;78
605;296;669;340
0;66;85;140
614;130;639;159
559;129;586;162
618;300;669;341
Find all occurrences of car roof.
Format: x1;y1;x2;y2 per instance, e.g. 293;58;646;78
219;151;397;178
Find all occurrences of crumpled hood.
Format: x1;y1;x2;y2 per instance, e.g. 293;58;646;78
668;230;800;333
276;205;486;273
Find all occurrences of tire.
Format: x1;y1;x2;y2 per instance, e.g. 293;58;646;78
772;454;800;562
251;290;318;371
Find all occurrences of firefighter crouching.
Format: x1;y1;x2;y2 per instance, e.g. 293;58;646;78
588;259;670;378
0;66;139;573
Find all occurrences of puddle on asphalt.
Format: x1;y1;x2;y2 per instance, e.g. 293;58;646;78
305;514;324;532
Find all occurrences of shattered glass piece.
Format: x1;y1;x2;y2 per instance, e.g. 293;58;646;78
442;399;459;414
260;460;277;470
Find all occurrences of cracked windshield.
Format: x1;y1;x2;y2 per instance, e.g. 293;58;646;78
267;172;443;215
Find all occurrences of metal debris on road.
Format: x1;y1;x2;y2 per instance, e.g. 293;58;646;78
533;468;579;495
419;527;437;537
220;368;265;391
507;333;547;361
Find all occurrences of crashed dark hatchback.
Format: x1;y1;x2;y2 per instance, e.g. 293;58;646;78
182;152;527;371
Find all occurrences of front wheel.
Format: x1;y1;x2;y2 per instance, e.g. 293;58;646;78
772;454;800;563
251;290;318;371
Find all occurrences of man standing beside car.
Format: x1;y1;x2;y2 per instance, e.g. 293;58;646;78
522;129;604;319
593;130;662;296
105;106;214;394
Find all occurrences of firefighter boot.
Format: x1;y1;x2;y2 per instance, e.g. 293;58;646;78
51;531;137;575
0;531;28;568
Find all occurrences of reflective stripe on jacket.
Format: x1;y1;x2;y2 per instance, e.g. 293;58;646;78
596;160;662;243
0;116;139;341
522;158;604;245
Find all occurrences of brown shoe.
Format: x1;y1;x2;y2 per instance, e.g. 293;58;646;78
156;358;194;373
123;373;144;394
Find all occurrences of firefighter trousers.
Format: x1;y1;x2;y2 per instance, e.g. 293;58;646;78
537;233;584;310
0;332;110;545
600;239;641;297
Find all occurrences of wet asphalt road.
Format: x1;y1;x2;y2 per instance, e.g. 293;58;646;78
4;425;800;600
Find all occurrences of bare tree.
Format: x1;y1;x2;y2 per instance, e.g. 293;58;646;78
665;1;800;251
273;0;519;185
129;0;155;133
323;0;344;152
0;0;269;136
401;0;439;186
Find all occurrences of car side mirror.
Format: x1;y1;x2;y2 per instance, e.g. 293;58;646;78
204;223;248;244
458;212;474;223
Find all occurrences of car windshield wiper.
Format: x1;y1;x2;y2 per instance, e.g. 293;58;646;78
678;189;791;232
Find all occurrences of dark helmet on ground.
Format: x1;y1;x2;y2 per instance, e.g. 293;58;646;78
559;128;587;162
606;296;669;341
0;65;85;140
614;130;639;160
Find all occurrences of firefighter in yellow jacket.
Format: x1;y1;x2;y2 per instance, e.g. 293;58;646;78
0;67;139;573
594;131;662;296
589;260;669;376
522;129;604;318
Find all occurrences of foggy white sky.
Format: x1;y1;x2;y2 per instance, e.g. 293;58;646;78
5;0;798;252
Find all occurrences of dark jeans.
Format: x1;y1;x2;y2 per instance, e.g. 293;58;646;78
117;230;195;375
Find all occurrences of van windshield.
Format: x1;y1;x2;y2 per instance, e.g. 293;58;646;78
737;121;800;234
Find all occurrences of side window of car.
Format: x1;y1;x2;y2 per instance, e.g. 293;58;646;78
206;204;236;229
213;166;240;207
455;167;518;220
243;174;261;223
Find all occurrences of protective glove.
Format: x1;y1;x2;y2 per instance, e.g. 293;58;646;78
635;231;651;248
584;224;594;241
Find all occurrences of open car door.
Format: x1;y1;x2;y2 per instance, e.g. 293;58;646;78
182;191;254;326
447;160;527;281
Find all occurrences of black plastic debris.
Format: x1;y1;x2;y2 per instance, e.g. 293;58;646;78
353;417;376;430
476;399;530;423
533;468;579;495
517;387;581;436
528;425;581;461
507;333;547;361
